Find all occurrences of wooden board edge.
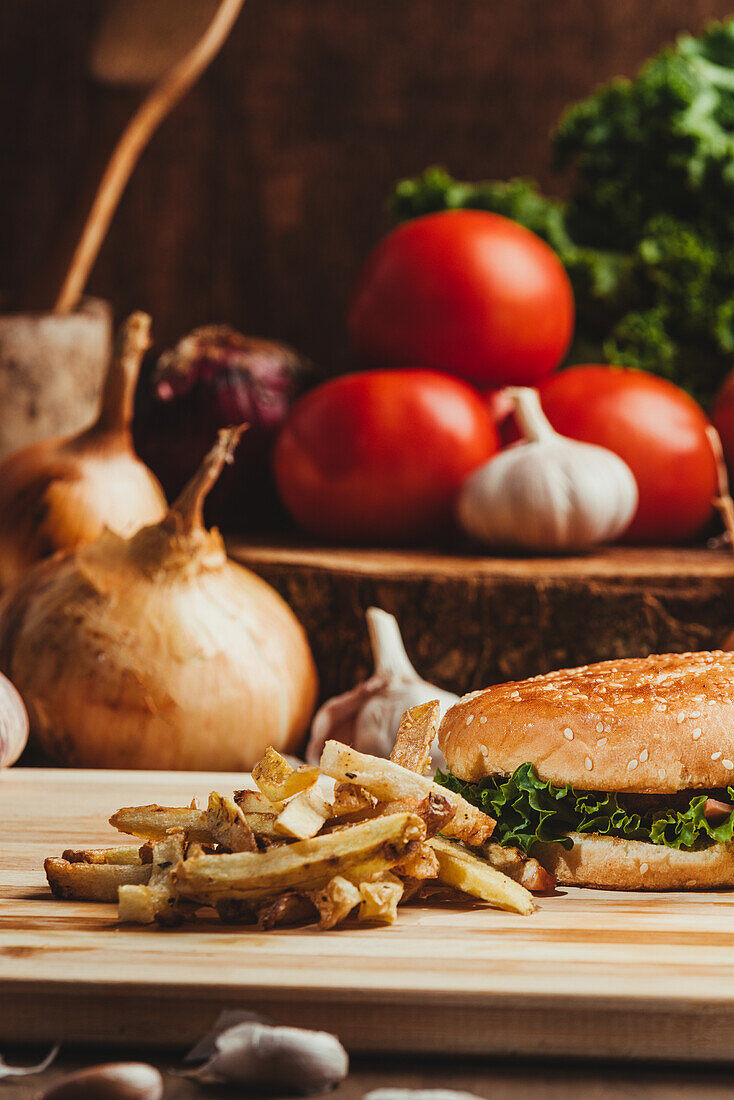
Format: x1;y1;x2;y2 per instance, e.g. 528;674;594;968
3;983;734;1061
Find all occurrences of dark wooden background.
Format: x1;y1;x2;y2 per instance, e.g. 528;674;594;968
1;0;731;370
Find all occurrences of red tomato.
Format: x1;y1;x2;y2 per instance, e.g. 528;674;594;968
274;370;498;543
348;210;574;388
539;366;717;544
712;371;734;481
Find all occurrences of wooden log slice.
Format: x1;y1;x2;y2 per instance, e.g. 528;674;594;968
229;543;734;700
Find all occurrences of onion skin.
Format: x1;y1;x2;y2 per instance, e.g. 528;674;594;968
0;429;318;770
0;670;28;768
0;312;167;589
134;325;312;530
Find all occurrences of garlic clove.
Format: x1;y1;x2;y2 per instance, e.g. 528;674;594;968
186;1016;349;1094
38;1062;163;1100
0;1044;59;1079
184;1008;267;1062
0;671;28;768
305;608;458;767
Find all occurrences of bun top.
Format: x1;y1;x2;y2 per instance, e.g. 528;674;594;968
438;651;734;794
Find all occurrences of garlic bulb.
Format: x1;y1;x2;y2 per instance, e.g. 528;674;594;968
185;1012;348;1094
0;312;167;589
0;670;28;768
0;428;318;770
39;1062;163;1100
458;387;638;552
306;607;457;767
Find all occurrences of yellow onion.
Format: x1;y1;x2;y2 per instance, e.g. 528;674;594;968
0;671;28;768
0;312;167;589
0;428;318;770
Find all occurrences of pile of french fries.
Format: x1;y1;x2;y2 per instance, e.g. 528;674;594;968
45;702;553;930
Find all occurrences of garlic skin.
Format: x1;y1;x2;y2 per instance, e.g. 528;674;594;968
306;607;457;767
39;1062;163;1100
0;312;167;589
458;387;638;552
186;1014;348;1094
0;428;318;771
0;670;28;768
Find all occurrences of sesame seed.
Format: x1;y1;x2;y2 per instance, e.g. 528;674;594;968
466;715;475;725
639;749;649;762
604;724;611;733
594;722;602;732
479;716;487;724
480;745;488;757
585;757;593;770
711;752;722;761
597;737;608;748
725;760;734;770
627;759;638;771
677;713;686;724
563;728;574;741
689;711;701;719
640;862;649;874
692;728;702;740
708;700;717;706
510;690;520;699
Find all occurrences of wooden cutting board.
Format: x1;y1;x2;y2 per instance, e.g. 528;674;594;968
5;767;734;1062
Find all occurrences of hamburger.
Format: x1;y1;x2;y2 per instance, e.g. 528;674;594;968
436;651;734;890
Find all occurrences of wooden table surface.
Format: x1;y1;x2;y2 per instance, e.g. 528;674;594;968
5;1047;734;1098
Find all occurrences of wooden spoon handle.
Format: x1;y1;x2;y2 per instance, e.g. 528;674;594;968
54;0;245;314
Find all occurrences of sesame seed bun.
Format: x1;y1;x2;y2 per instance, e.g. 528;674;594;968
535;833;734;890
438;651;734;795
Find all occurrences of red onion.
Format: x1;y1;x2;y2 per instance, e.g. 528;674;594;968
134;326;312;530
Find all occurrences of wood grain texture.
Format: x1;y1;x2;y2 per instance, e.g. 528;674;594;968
6;767;734;1059
230;542;734;700
1;0;733;358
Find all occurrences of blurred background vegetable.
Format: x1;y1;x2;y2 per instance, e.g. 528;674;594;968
348;210;573;388
306;607;458;766
134;325;312;530
0;311;166;589
0;428;317;770
539;366;718;543
0;671;28;769
391;20;734;404
274;369;498;543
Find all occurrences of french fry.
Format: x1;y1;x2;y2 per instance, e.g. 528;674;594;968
320;740;495;846
380;790;456;840
118;832;187;925
110;804;210;841
62;846;144;865
172;812;425;903
45;857;151;902
234;789;285;814
255;893;317;930
275;787;332;840
252;748;319;801
482;842;557;894
207;792;257;853
394;842;440;880
308;875;361;930
358;872;404;924
430;836;535;916
390;700;440;775
330;782;376;818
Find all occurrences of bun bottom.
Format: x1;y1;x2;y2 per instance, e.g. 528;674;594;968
534;832;734;891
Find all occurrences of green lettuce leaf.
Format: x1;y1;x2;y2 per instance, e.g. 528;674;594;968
435;763;734;855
